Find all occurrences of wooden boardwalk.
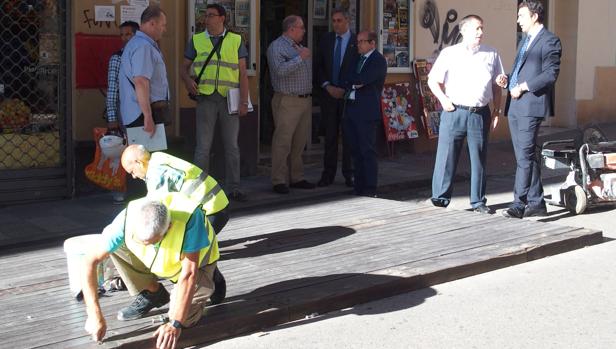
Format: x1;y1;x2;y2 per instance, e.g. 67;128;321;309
0;197;602;348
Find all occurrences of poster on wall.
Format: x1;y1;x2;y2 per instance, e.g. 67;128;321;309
380;82;419;142
414;59;442;139
381;0;410;68
314;0;327;20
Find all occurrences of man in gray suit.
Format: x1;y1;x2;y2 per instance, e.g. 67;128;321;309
501;0;562;218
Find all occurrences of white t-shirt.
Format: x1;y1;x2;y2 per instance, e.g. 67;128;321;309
429;43;504;107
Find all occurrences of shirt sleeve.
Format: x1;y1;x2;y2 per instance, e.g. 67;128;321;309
182;209;210;253
238;39;249;59
184;36;197;61
267;41;304;77
493;52;505;80
100;209;127;253
428;49;449;83
105;54;121;123
130;45;155;80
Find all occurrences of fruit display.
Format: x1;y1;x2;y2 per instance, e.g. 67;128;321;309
0;98;31;130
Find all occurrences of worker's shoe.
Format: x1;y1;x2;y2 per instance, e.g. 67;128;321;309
117;284;170;321
209;267;226;305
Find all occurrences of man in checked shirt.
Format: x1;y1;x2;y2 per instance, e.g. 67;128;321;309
105;20;139;203
266;15;316;194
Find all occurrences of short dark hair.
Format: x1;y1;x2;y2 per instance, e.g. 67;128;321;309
120;21;139;34
519;0;545;23
206;4;226;18
359;30;378;43
459;14;483;30
140;5;165;24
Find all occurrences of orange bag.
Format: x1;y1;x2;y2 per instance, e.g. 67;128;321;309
85;127;127;192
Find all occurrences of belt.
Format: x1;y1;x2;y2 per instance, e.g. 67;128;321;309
278;92;312;98
151;100;170;109
454;104;488;113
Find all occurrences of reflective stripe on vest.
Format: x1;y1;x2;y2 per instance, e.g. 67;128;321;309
147;152;229;215
192;31;241;97
124;193;219;282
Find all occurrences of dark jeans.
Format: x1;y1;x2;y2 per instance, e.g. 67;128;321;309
320;94;353;181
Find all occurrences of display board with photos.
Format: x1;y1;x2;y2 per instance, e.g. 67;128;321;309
381;0;411;69
380;82;419;142
414;59;442;139
194;0;254;70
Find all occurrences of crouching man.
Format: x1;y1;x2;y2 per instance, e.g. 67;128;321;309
82;192;223;348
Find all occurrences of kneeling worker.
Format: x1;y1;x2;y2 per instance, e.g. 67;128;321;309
83;193;223;346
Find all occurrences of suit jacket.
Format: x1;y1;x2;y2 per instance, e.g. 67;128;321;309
343;50;388;121
505;28;562;118
315;32;358;88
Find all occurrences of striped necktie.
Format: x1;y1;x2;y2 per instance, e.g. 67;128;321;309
356;55;367;73
332;36;342;85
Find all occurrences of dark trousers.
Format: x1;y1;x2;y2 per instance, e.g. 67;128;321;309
431;107;490;208
344;117;378;195
208;208;229;235
320;94;353;181
507;115;545;208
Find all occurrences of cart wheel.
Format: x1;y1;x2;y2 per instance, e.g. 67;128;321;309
563;185;587;214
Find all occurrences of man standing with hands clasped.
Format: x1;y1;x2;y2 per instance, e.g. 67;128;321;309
428;14;506;214
181;3;250;202
500;0;562;219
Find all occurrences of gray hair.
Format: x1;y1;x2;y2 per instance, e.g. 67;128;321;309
140;5;165;24
282;15;301;32
332;8;350;19
459;14;483;30
134;200;171;242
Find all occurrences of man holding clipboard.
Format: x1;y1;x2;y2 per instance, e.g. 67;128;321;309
180;4;250;202
119;5;170;151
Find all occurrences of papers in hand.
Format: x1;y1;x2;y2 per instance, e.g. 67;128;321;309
227;88;253;115
126;123;168;151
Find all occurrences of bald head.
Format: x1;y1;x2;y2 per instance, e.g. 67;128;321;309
121;144;151;179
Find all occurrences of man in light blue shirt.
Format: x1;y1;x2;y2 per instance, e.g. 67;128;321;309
120;5;169;137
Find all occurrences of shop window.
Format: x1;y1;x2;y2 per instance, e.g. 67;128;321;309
378;0;413;73
188;0;257;75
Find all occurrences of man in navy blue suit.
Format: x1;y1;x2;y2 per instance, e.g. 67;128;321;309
314;8;358;188
342;31;387;197
501;0;562;219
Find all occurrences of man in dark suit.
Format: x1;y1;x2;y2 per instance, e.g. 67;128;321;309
314;8;358;188
342;31;387;197
501;0;562;218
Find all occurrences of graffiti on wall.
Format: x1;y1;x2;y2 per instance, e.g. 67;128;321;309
419;0;462;55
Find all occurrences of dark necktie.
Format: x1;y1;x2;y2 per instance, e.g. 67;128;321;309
356;55;367;73
509;35;531;90
332;36;342;85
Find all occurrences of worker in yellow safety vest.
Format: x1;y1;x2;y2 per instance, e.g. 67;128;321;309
82;192;224;347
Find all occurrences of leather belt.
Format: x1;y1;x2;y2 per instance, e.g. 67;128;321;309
296;94;312;98
454;104;488;113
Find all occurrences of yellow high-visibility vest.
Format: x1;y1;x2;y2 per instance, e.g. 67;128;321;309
192;31;242;97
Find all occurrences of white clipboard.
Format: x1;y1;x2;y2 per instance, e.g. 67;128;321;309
227;88;253;114
126;123;168;151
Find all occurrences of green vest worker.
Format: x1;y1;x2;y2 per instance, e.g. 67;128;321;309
121;144;230;234
81;192;224;346
180;3;250;202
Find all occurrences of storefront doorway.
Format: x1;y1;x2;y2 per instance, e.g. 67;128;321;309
0;0;71;205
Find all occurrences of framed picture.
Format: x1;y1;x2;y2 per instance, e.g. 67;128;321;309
314;0;327;20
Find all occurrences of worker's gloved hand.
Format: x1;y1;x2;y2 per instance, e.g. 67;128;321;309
85;314;107;343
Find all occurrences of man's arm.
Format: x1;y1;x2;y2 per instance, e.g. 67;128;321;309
491;82;502;130
133;76;155;136
105;54;121;128
267;43;307;78
238;57;249;116
83;246;111;342
154;251;200;349
180;58;198;96
427;77;455;112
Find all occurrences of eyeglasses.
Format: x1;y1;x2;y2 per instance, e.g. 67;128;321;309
357;39;372;43
204;13;222;18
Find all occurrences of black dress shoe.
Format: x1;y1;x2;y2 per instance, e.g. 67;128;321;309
273;184;290;194
431;198;449;208
502;206;524;219
317;177;332;187
345;178;354;187
290;180;316;189
523;205;548;217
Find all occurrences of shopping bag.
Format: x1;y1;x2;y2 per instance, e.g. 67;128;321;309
84;127;127;192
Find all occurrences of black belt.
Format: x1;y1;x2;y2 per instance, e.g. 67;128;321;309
296;94;312;98
454;104;488;113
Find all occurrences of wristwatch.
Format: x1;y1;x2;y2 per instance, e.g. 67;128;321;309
170;319;184;329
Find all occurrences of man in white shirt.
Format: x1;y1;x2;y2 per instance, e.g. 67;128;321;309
427;14;506;214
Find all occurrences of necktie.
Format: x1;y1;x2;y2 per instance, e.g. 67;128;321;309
356;55;367;73
509;35;530;91
332;36;342;85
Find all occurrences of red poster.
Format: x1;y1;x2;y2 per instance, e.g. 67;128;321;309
75;33;123;89
380;82;419;142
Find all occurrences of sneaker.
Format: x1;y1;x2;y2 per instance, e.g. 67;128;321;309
273;184;290;194
228;190;248;202
209;267;226;305
472;204;493;214
117;284;170;321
